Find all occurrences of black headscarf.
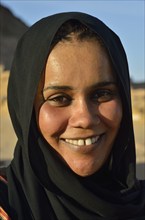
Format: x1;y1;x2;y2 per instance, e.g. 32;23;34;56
6;12;145;220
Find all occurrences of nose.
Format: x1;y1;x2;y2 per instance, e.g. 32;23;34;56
69;99;100;128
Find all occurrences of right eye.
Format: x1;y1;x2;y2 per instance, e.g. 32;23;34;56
45;94;72;107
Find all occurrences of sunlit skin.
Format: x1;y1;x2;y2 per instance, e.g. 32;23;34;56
34;39;122;176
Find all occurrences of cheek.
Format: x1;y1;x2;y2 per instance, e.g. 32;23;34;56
38;104;68;136
98;99;122;127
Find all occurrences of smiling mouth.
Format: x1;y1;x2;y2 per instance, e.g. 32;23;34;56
62;135;102;147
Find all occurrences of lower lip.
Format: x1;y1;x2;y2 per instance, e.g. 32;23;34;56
61;134;104;154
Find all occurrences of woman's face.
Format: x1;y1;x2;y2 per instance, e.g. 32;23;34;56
35;40;122;176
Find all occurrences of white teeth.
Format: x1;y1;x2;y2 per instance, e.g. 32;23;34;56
85;138;92;146
92;137;97;143
64;136;100;146
78;139;85;146
73;140;78;145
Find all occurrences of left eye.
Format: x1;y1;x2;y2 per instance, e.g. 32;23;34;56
92;90;115;103
45;94;72;107
52;96;66;102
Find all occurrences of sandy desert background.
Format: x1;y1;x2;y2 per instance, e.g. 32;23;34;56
0;67;145;179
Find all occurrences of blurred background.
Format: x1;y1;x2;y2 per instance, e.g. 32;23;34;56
0;0;144;179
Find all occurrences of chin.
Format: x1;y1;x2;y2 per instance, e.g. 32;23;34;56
67;159;104;177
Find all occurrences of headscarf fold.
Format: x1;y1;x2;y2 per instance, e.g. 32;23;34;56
6;12;145;219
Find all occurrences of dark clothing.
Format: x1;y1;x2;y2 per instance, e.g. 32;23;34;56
1;12;145;219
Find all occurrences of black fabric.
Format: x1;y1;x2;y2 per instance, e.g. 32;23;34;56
5;12;145;219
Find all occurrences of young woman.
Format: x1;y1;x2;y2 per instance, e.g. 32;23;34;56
0;12;145;220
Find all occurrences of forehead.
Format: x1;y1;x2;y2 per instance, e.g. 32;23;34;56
43;40;115;88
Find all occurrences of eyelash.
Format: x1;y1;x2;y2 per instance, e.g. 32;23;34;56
45;94;72;106
91;89;116;103
44;89;117;107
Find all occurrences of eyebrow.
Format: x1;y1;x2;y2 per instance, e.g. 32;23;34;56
43;85;73;92
43;81;117;92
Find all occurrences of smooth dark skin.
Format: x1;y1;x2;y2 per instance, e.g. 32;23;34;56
35;39;122;176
